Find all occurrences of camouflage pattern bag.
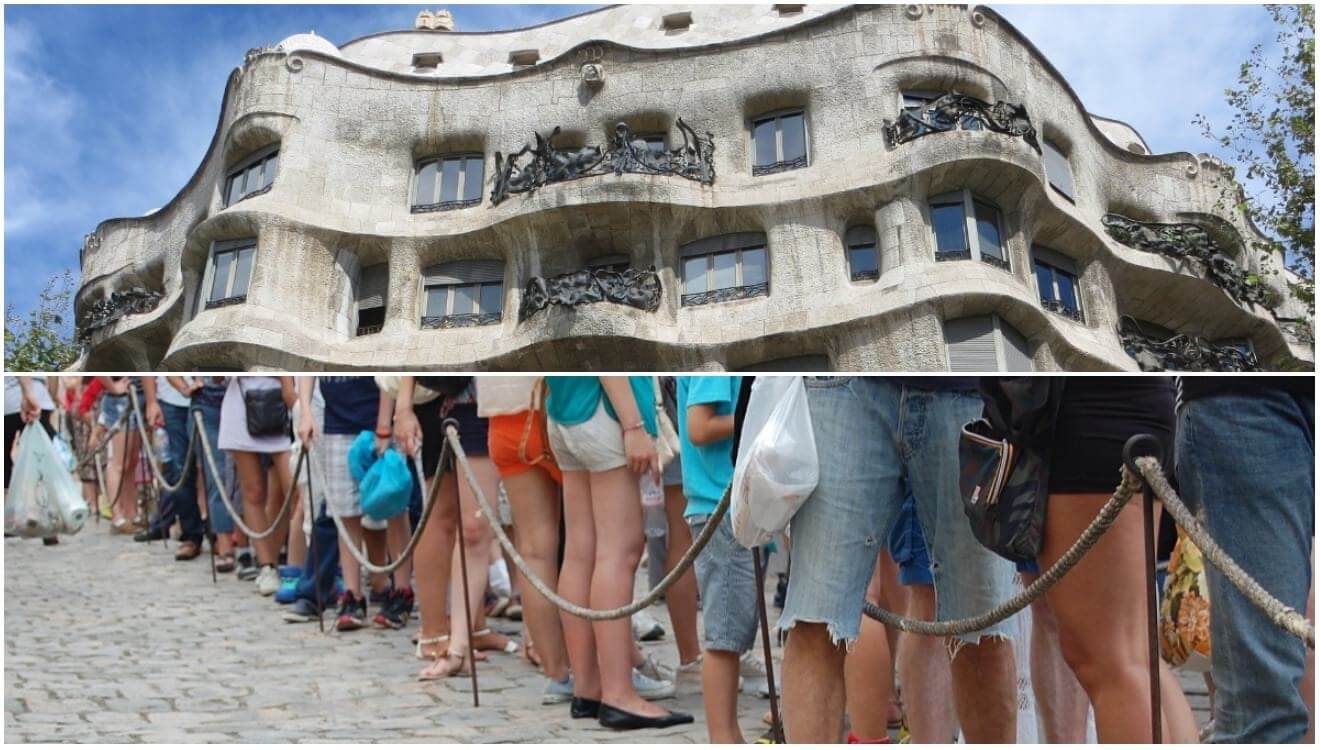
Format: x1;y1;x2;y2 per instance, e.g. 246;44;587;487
957;378;1061;564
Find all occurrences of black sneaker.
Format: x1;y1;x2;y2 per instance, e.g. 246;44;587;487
236;551;259;581
374;587;414;630
134;528;166;543
774;573;789;610
283;597;322;623
335;591;367;632
369;587;391;606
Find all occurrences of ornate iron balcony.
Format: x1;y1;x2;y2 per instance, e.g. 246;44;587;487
884;92;1040;153
411;197;481;213
1101;214;1273;310
492;118;715;205
981;254;1011;272
76;287;164;343
520;266;661;322
681;282;769;307
935;249;972;262
420;312;502;329
752;154;809;177
205;295;247;311
850;269;880;283
1041;298;1084;323
355;324;384;336
1119;318;1260;372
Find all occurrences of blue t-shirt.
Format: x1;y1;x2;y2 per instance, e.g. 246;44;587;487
318;377;380;435
544;377;657;436
677;376;741;517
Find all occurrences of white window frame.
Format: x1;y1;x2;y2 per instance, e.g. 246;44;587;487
198;238;257;312
945;314;1033;372
750;108;809;175
1042;139;1076;201
222;145;279;207
928;189;1009;270
423;281;503;319
412;154;485;212
1031;246;1084;322
680;233;770;306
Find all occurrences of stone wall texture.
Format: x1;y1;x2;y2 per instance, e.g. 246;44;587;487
74;4;1314;371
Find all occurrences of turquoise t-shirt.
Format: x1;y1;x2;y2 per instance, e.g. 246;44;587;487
544;377;657;436
676;376;741;517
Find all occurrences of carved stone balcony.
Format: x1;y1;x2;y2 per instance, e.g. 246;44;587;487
1119;318;1260;372
520;266;661;322
491;118;715;205
883;92;1041;152
76;287;164;343
1101;214;1274;311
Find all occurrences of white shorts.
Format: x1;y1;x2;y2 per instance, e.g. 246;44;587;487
546;401;627;473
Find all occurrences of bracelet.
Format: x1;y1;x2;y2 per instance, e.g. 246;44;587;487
622;421;645;434
375;429;392;438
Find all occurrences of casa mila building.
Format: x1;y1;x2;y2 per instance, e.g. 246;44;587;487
74;4;1314;371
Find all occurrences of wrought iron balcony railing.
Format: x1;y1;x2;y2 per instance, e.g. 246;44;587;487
884;92;1040;152
420;312;502;329
681;282;770;307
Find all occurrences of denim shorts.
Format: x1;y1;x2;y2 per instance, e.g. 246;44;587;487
99;394;133;430
690;513;759;654
777;377;1016;647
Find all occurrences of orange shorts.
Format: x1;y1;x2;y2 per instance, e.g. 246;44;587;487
487;411;562;484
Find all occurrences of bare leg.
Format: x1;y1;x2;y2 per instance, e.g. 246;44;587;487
364;527;389;595
703;650;746;743
505;468;569;681
233;452;277;566
263;463;288;563
414;470;458;654
445;456;497;665
386;512;413;591
661;483;701;665
1022;573;1089;743
782;622;846;742
846;555;895;741
898;585;957;743
560;469;600;700
337;515;366;596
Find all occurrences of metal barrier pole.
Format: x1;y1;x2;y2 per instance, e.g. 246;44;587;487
753;549;783;743
445;419;480;707
1124;434;1164;744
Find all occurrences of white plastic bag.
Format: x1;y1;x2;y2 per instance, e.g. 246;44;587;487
52;433;76;472
730;376;818;548
4;426;88;537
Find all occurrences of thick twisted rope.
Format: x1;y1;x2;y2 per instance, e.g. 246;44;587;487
71;408;128;472
192;409;303;541
444;424;725;621
126;388;198;495
1135;456;1314;648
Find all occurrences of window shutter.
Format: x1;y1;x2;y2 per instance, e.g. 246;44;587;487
845;225;877;247
423;260;504;286
680;232;767;258
358;263;389;309
1032;245;1077;274
945;316;999;372
1043;141;1076;199
1000;320;1034;372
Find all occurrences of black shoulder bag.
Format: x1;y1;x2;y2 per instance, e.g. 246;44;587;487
238;379;291;438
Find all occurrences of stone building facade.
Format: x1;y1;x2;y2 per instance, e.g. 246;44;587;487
74;4;1314;371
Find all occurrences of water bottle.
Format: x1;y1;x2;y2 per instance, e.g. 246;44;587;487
153;426;173;466
639;470;663;508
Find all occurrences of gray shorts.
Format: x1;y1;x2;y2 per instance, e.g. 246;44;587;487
320;432;385;530
690;513;759;654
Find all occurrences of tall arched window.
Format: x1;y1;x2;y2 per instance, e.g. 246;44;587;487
929;190;1009;270
680;232;769;306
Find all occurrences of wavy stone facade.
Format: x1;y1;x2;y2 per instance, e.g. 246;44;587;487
75;4;1314;371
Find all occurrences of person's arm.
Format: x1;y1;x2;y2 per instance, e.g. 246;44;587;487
98;376;127;395
393;377;421;457
17;377;39;423
142;377;163;427
686;403;734;446
167;375;199;397
279;377;297;409
296;377;316;445
375;394;395;455
600;377;657;476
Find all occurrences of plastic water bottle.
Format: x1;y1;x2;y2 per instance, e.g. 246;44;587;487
153;426;173;466
639;471;663;508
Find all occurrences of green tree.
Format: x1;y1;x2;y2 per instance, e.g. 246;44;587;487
1196;4;1315;310
4;269;82;371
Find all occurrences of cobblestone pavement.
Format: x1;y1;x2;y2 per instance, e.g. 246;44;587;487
6;524;1210;743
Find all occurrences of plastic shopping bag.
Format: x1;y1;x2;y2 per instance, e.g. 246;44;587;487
5;426;88;537
52;433;76;472
361;448;412;522
730;376;818;548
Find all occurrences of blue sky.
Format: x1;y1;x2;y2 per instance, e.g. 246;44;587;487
3;4;1280;325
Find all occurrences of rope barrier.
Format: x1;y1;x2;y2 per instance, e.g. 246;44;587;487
126;388;198;495
192;409;303;541
71;409;128;472
444;425;726;621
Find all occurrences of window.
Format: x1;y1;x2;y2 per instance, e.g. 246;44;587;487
421;260;504;328
636;133;667;154
413;155;484;212
845;225;879;282
1032;246;1083;322
587;254;630;274
356;263;388;336
773;4;806;15
223;147;278;207
661;11;693;31
751;109;807;175
412;52;443;71
509;49;540;68
944;315;1033;372
204;239;256;309
1043;140;1075;201
680;232;769;306
928;190;1009;270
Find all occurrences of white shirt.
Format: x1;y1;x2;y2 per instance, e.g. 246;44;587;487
4;376;57;416
156;377;192;408
475;376;539;417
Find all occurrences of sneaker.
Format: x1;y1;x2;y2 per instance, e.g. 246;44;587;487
256;565;281;596
374;587;414;630
274;574;302;605
133;527;166;543
540;675;575;705
369;587;391;606
282;597;322;623
235;551;258;581
335;592;367;631
631;668;676;700
740;653;771;697
636;653;674;683
675;655;703;682
631;611;665;642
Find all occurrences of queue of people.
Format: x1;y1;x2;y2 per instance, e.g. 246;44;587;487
6;374;1314;743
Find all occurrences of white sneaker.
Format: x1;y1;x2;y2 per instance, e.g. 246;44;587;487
637;653;675;683
675;655;703;682
740;652;771;697
541;675;574;705
256;565;280;596
631;611;665;642
632;668;676;700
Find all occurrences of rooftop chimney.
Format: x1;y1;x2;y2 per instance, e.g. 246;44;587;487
415;9;456;31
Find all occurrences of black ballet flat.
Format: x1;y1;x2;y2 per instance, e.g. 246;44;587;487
570;696;601;719
598;703;694;731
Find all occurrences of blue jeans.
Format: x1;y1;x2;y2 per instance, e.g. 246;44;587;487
778;377;1015;646
192;399;234;535
1176;388;1314;743
295;504;341;608
149;403;205;543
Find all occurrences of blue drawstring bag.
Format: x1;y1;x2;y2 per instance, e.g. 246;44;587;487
361;448;412;521
348;430;377;482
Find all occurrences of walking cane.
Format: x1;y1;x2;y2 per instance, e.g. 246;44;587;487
753;548;784;743
444;420;481;708
1124;435;1164;744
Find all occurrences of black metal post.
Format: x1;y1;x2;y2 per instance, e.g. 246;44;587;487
754;549;784;743
444;423;480;707
1123;434;1165;744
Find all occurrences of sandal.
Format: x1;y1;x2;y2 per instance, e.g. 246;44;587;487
416;634;450;661
472;628;520;655
214;553;236;574
504;596;523;621
487;594;511;618
418;649;470;681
